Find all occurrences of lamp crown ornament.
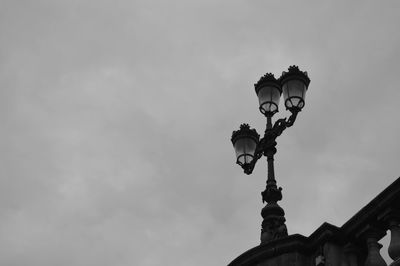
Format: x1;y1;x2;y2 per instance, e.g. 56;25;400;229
254;73;278;89
280;65;310;87
230;65;310;244
241;123;250;129
231;123;260;145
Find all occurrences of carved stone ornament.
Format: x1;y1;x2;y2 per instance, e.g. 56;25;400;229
261;215;288;243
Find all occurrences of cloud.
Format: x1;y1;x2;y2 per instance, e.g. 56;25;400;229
0;1;399;265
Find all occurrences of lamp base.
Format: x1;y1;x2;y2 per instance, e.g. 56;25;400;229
260;203;288;244
260;183;288;244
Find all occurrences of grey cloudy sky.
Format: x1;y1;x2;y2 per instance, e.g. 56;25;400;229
1;1;400;265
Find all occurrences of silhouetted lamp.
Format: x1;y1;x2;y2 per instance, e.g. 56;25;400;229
230;65;311;244
231;124;259;173
254;73;282;117
280;65;310;112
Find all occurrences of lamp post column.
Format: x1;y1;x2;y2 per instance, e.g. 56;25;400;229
260;115;288;244
266;115;275;186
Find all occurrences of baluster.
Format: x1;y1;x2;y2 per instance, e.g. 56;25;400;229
388;219;400;262
364;231;387;266
344;243;359;266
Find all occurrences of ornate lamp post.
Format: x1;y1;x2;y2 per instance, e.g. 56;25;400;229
231;66;310;244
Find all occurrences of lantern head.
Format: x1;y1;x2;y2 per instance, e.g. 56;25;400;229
231;124;259;173
254;73;282;117
280;66;310;113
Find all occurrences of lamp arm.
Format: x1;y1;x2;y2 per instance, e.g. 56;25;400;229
270;110;299;137
242;148;262;175
285;110;298;127
257;110;300;154
240;110;300;175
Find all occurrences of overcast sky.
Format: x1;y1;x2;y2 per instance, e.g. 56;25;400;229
1;1;400;265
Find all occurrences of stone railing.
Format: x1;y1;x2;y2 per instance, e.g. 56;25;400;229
340;177;400;266
228;177;400;266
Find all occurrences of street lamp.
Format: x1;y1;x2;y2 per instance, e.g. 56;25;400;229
230;65;310;244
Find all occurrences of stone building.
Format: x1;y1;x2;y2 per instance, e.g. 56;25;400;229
228;177;400;266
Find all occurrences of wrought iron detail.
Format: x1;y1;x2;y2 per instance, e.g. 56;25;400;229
230;66;310;245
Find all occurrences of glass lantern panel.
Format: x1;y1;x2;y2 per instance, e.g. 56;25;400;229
285;97;303;109
257;86;281;114
237;154;254;165
283;80;306;100
234;138;257;165
283;80;306;109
